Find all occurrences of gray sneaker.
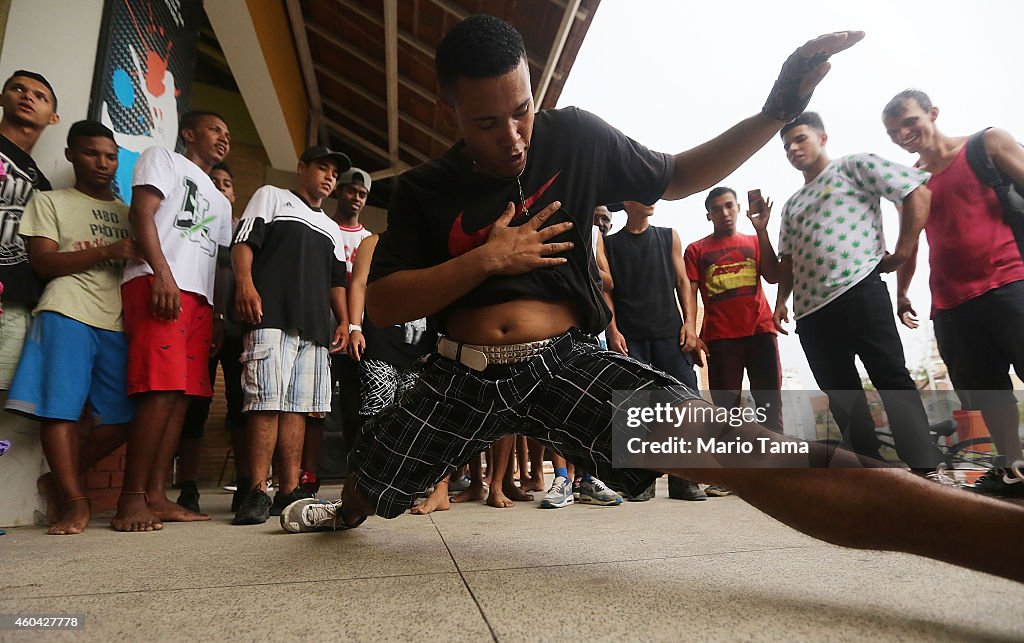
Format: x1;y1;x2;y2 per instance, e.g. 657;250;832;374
280;498;343;533
540;476;574;508
577;477;623;506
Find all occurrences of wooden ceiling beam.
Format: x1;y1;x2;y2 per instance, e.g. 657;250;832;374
384;0;400;165
285;0;327;145
533;0;582;108
305;22;436;104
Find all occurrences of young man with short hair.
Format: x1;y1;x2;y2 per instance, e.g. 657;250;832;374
231;146;352;525
6;120;136;535
279;16;1024;585
770;112;945;477
176;161;244;514
604;199;705;502
112;110;233;532
0;70;58;401
686;187;783;435
882;89;1024;497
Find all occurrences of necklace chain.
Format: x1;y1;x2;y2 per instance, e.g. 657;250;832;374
473;159;528;219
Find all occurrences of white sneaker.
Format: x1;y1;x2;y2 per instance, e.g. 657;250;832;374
540;476;574;509
280;498;342;533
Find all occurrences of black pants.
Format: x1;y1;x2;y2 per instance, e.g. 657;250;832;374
181;334;245;439
796;269;941;469
623;335;698;390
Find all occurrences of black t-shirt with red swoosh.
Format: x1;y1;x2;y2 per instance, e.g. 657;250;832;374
369;107;673;335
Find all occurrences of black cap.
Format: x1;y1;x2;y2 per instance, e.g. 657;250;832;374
299;145;351;172
606;202;625;212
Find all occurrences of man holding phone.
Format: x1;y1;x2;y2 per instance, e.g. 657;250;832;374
684;187;783;439
230;145;352;525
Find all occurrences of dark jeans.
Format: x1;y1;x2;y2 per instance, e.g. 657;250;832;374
707;333;783;433
181;333;244;439
934;280;1024;411
796;269;942;469
624;335;698;390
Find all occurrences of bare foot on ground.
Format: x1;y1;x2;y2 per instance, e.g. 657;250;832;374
111;494;163;532
450;482;487;503
411;485;451;515
521;475;545;492
486;488;517;508
503;483;534;502
48;498;90;535
149;496;211;522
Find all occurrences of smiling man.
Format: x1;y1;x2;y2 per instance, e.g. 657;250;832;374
112;111;233;532
883;89;1024;497
278;16;1024;585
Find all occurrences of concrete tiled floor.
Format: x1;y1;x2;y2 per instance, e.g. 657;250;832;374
2;479;1022;641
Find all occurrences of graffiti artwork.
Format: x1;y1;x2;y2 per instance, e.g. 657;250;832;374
88;0;202;201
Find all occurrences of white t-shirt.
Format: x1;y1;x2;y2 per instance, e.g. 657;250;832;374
122;147;232;304
337;223;372;280
779;153;929;319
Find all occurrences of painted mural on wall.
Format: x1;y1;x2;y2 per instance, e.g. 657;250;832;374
88;0;202;201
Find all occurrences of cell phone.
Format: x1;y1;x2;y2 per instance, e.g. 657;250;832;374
747;189;764;214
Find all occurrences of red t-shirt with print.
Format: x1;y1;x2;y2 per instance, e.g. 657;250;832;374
684;233;776;342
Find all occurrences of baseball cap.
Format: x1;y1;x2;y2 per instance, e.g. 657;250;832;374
299;145;351;172
338;167;371;192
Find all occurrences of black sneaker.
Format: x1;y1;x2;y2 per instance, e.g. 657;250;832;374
232;487;272;525
271;487;314;517
231;477;252;514
299;470;321;497
176;481;201;513
668;477;707;501
969;465;1024;498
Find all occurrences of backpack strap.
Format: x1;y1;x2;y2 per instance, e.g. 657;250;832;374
964;128;1005;190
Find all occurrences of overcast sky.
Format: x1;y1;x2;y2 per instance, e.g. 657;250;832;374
557;0;1024;388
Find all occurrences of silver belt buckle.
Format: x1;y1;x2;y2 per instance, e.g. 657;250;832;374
437;337;489;371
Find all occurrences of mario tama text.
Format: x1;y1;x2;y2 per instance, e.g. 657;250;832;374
611;389;812;469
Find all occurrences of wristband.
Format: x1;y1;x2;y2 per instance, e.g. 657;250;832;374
762;48;831;123
349;324;362;333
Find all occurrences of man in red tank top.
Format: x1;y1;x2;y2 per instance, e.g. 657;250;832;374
883;89;1024;498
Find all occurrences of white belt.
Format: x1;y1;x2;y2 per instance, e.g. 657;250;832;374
436;336;552;371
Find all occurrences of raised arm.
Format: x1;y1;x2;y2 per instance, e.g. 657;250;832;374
748;196;780;284
661;31;864;201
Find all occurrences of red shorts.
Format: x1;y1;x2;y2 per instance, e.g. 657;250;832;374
122;276;214;397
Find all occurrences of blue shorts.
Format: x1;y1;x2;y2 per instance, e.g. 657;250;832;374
5;312;135;424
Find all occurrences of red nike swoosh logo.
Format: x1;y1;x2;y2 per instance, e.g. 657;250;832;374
447;171;562;256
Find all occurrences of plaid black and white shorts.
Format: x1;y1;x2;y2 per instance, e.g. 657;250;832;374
358;358;421;418
351;328;701;518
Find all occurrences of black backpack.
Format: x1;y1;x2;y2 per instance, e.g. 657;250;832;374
964;128;1024;257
